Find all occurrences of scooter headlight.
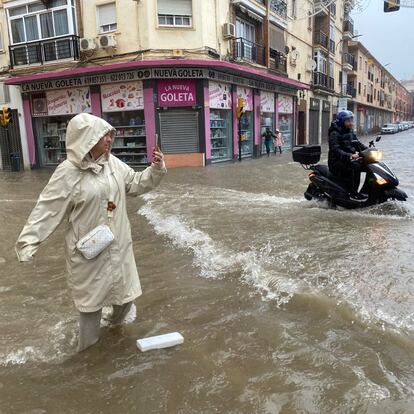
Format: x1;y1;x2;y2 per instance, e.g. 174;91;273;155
374;173;387;185
370;150;383;161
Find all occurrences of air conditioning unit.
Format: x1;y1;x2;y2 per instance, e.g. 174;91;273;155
80;38;97;52
99;34;117;49
223;23;236;39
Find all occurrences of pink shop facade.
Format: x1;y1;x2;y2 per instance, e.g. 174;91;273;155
6;60;308;168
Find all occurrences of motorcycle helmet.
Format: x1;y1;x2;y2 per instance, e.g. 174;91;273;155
336;110;354;127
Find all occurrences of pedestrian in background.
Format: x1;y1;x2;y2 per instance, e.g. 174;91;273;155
15;113;167;352
262;127;276;157
273;129;284;155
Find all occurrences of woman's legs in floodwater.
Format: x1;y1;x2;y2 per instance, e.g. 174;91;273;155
110;301;133;325
77;302;133;351
78;309;102;352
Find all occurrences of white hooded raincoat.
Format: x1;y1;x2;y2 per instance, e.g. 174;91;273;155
16;113;166;312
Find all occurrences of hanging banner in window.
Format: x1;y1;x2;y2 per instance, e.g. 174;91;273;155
277;94;293;114
209;81;232;109
158;80;196;107
237;87;253;111
46;87;91;115
101;81;144;112
260;91;275;113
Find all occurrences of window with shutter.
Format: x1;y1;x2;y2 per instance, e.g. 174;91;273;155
157;0;192;27
97;2;117;33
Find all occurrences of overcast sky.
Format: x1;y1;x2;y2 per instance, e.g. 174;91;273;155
351;0;414;81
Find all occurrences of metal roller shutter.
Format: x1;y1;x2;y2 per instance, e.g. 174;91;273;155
159;110;199;153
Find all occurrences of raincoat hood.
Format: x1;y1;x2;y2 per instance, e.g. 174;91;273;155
66;113;115;168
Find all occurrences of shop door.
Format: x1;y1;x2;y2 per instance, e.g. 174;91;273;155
159;110;199;153
321;111;330;143
309;110;319;145
298;111;306;145
0;109;23;170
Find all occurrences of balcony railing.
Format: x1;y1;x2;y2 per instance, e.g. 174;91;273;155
343;52;355;67
270;0;288;18
329;39;335;54
329;2;336;16
342;83;356;97
269;48;287;73
231;37;266;66
313;71;334;91
314;30;328;49
344;17;354;35
9;35;80;68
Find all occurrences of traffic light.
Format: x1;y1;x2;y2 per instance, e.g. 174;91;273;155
384;0;400;13
0;107;12;127
236;97;245;119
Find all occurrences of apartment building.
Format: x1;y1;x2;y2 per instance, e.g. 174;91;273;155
0;0;410;171
0;0;308;170
346;41;412;134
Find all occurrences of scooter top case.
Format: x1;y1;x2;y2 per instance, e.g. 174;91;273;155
311;165;365;209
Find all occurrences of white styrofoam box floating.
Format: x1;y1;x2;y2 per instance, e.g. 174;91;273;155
136;332;184;352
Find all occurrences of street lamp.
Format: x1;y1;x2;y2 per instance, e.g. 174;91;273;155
336;34;363;50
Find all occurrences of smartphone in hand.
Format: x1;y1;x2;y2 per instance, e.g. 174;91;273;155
155;133;160;152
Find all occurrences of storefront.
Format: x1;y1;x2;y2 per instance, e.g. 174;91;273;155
7;61;308;169
237;86;254;157
260;91;275;154
101;81;147;165
208;81;233;162
277;94;294;150
32;87;91;166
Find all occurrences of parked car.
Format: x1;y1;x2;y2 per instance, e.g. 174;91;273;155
397;123;404;132
381;123;398;134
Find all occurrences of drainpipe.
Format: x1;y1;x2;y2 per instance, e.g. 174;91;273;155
76;0;83;38
214;0;221;57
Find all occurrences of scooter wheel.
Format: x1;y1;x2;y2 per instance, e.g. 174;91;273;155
304;192;313;201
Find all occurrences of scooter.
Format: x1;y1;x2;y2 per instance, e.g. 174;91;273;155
292;136;408;209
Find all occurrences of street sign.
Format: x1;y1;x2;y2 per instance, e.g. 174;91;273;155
337;98;348;112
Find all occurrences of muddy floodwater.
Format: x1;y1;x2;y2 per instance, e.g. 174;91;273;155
1;131;414;413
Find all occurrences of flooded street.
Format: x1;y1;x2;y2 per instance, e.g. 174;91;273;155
1;131;414;413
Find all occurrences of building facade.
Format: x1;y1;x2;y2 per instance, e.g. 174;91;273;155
0;0;411;171
346;41;412;135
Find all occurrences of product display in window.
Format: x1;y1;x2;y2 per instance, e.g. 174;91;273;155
279;114;293;150
240;112;253;157
35;116;71;166
103;110;148;166
210;109;232;162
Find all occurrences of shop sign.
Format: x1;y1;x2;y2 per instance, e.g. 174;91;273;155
209;81;232;109
46;87;91;115
310;98;320;110
278;94;294;114
260;91;275;113
158;80;196;107
101;81;144;112
322;100;331;112
337;98;347;112
237;87;253;111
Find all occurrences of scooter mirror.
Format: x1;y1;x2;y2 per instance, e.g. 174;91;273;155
376;136;382;142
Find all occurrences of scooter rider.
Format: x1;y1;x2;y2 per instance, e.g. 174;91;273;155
328;110;368;201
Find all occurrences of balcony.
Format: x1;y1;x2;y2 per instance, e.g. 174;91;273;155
313;71;334;91
343;16;354;39
342;53;355;71
269;48;287;73
269;0;287;19
314;30;328;50
314;0;330;16
329;39;335;54
9;35;80;69
231;37;266;66
342;83;356;97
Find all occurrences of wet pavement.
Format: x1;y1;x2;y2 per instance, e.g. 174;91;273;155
1;130;414;413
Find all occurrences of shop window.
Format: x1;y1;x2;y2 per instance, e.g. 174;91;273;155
97;2;117;34
157;0;192;27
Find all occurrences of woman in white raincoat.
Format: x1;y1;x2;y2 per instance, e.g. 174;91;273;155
15;113;166;351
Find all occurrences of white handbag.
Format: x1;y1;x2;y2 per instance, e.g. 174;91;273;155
76;224;114;260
